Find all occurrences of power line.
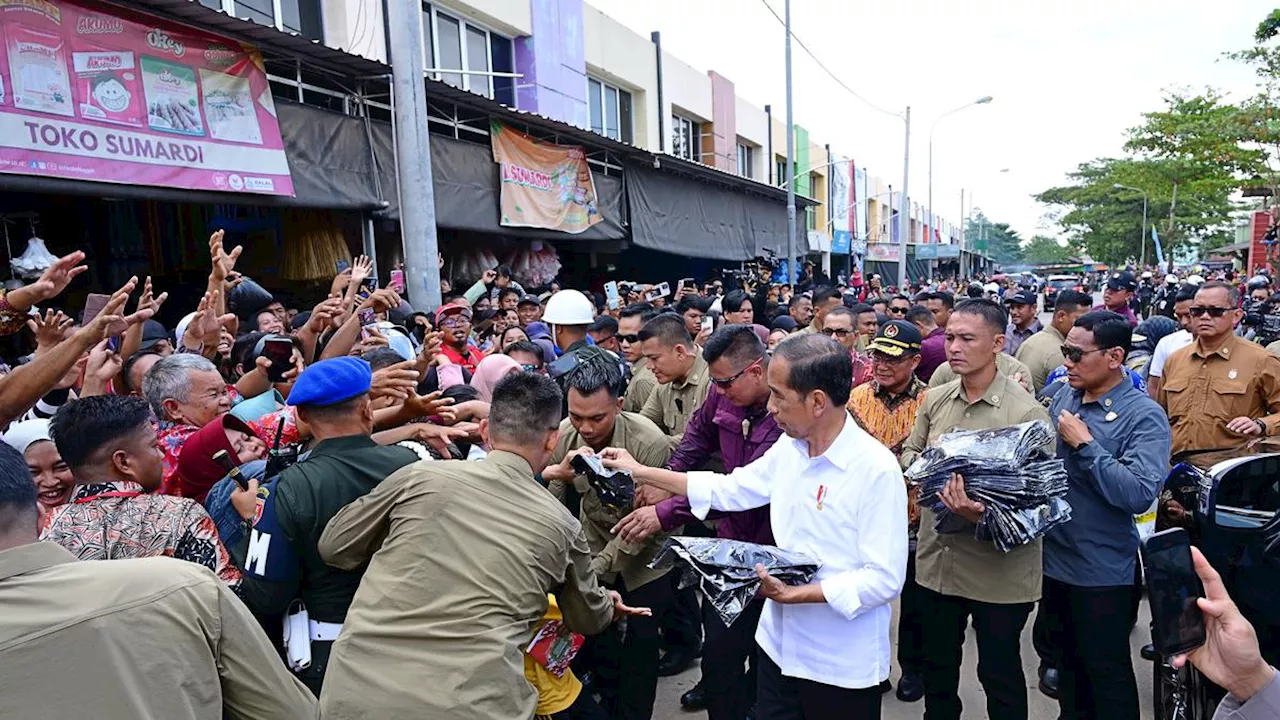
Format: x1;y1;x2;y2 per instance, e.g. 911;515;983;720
758;0;902;120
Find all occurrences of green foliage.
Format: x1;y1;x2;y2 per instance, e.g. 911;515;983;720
1021;235;1075;264
966;210;1023;264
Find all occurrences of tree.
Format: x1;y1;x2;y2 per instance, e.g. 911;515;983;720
1021;235;1075;264
965;210;1023;264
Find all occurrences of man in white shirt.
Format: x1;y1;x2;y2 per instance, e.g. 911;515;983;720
1146;284;1197;399
603;332;907;719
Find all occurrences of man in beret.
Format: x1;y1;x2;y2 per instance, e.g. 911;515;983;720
232;357;425;696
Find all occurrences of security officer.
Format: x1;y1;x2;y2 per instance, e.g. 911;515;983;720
636;313;712;443
545;289;630;412
233;357;424;695
542;349;675;720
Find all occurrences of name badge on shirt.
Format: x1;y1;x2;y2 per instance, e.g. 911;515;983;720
816;484;826;511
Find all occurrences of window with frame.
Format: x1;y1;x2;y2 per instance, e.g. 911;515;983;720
422;3;514;105
216;0;322;40
775;156;788;187
672;114;700;161
587;78;633;143
736;143;754;179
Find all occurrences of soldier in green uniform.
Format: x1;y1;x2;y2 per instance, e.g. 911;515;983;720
233;356;428;695
542;349;676;720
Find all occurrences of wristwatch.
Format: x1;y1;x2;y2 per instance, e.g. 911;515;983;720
1075;440;1091;452
1256;418;1268;435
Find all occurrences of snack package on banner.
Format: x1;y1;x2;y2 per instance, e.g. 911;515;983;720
905;420;1071;552
650;537;820;626
570;453;634;514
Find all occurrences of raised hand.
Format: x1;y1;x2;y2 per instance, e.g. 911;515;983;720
78;276;139;344
350;255;374;283
208;229;242;283
30;251;88;303
27;309;74;354
371;361;420;401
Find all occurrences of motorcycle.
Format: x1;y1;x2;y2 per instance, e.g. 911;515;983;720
1150;444;1280;720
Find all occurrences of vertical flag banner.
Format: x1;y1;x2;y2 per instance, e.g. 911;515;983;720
1152;226;1166;267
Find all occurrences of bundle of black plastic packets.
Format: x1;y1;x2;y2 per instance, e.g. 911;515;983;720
649;537;821;626
905;420;1071;552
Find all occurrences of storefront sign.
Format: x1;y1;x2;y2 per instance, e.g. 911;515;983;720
915;244;938;259
0;0;292;195
865;243;900;262
490;120;601;234
936;244;960;258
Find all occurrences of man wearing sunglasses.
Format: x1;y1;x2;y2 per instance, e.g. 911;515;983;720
823;306;874;389
847;319;929;704
636;315;711;444
613;325;783;720
888;295;912;319
619;303;660;413
1158;281;1280;458
1095;271;1139;329
1044;310;1170;720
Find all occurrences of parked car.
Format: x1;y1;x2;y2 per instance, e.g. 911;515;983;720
1044;274;1084;307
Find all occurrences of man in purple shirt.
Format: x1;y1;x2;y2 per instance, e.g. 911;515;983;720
909;304;947;382
613;325;781;720
1096;270;1139;328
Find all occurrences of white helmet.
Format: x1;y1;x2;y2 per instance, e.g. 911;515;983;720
542;289;595;325
1165;274;1178;284
1186;274;1205;286
1141;271;1153;279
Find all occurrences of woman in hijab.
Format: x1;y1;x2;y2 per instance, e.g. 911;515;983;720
175;414;268;504
470;354;523;404
2;419;74;510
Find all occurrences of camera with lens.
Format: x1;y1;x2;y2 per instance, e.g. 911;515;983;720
1244;293;1280;345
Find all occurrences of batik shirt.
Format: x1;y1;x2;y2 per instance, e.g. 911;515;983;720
847;377;927;544
156;385;299;496
39;480;241;588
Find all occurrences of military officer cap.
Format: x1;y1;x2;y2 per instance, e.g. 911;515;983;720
868;320;923;357
288;356;373;406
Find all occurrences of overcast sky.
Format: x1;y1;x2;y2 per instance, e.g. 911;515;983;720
590;0;1274;242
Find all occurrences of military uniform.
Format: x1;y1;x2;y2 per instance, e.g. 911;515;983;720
639;353;711;441
548;411;675;720
623;358;659;413
901;372;1054;720
928;351;1034;395
317;451;615;720
1015;324;1067;395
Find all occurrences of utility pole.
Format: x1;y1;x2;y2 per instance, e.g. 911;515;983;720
387;0;441;310
959;188;967;279
784;0;797;285
897;107;910;290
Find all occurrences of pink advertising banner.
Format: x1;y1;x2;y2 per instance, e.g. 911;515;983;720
0;0;293;195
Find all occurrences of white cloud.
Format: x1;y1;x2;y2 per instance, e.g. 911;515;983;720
589;0;1270;240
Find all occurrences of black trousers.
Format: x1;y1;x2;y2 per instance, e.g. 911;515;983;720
702;596;764;720
756;650;882;720
896;551;925;674
1041;576;1140;720
546;691;610;720
1031;599;1054;670
918;585;1033;720
663;572;703;651
595;575;675;720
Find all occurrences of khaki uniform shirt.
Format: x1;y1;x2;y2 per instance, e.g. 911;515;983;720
623;359;659;413
901;373;1054;604
640;353;712;441
929;351;1034;396
549;412;674;590
1014;324;1067;395
1159;334;1280;458
0;543;315;720
318;451;614;720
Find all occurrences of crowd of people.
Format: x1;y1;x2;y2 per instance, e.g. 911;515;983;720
0;235;1277;720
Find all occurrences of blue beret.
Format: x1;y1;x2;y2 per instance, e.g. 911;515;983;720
288;357;372;407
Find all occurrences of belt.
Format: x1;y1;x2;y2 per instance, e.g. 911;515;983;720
309;620;343;642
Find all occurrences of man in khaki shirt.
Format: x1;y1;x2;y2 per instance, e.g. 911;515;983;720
0;443;315;720
928;347;1034;395
544;354;676;720
901;298;1054;720
638;313;711;442
619;303;660;413
318;372;640;720
1016;289;1093;395
1159;281;1280;460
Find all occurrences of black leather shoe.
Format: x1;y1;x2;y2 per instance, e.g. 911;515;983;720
679;681;707;710
659;644;701;677
1140;643;1158;662
878;679;893;694
1038;665;1060;700
896;673;924;702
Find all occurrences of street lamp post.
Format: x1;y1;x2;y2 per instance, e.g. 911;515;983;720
1114;183;1149;268
927;96;992;255
783;0;797;285
897;107;910;290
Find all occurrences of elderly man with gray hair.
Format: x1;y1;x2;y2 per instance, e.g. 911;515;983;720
143;354;299;496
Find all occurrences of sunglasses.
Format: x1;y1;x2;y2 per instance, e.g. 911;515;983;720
821;327;853;338
1189;306;1231;318
618;333;640;344
520;363;542;372
711;357;764;388
1060;344;1108;363
888;307;908;315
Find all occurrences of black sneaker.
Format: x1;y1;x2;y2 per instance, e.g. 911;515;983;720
1038;665;1060;700
679;680;707;711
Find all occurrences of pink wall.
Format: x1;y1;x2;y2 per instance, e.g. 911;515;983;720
708;71;736;172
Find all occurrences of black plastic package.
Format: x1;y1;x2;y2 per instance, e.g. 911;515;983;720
905;420;1071;552
650;537;821;626
571;453;635;513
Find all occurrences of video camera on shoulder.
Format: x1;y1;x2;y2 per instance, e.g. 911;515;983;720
1243;293;1280;345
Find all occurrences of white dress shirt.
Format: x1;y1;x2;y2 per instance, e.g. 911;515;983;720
686;412;907;690
1149;329;1193;378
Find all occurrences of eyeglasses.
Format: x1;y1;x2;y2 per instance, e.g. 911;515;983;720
520;363;541;372
821;327;853;338
1189;306;1232;318
711;357;764;388
618;334;640;344
1060;344;1108;363
440;316;470;328
870;351;912;365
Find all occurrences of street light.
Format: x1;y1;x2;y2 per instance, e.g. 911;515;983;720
927;96;993;254
1114;183;1150;267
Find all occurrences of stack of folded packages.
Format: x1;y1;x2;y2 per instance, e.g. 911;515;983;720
650;537;821;626
905;420;1071;552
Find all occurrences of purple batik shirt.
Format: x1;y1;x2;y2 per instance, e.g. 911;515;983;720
654;390;780;544
1094;302;1138;328
916;326;947;382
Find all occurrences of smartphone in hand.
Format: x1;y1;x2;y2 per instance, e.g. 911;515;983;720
1141;528;1207;656
389;269;405;293
262;338;295;383
83;292;128;336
